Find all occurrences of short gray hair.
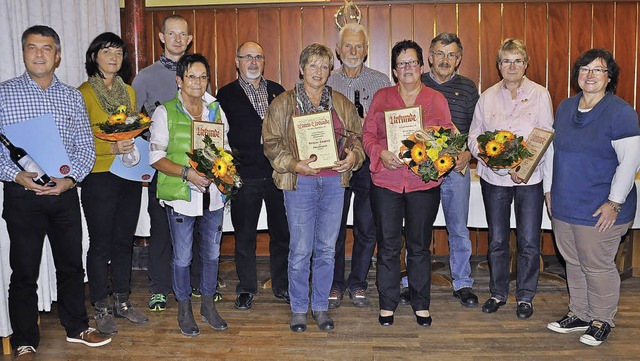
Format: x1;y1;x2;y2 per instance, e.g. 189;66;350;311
338;23;369;47
299;43;334;69
430;32;463;56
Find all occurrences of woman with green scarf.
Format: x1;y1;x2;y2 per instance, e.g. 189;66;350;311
78;32;148;336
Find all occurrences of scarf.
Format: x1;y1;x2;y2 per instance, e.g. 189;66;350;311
160;53;178;72
295;81;332;115
88;75;132;115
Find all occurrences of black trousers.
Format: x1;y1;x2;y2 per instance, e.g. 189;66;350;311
147;173;201;296
81;172;142;303
231;177;290;294
3;182;89;349
370;184;440;312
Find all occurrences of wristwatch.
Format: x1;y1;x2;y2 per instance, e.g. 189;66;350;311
181;166;190;182
608;201;622;213
64;176;77;189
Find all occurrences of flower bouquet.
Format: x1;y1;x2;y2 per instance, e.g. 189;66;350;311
399;126;468;183
94;105;151;141
476;130;533;175
186;135;242;200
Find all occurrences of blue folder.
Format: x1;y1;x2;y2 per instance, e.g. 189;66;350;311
109;137;156;182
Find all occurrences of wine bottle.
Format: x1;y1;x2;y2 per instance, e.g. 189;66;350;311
0;133;55;186
354;90;364;118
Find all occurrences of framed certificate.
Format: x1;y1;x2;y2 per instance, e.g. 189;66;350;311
384;105;422;153
510;127;554;183
192;120;224;150
291;110;338;169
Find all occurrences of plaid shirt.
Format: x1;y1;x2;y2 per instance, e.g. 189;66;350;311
0;73;95;182
238;76;269;119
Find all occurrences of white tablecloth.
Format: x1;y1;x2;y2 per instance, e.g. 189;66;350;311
2;174;639;337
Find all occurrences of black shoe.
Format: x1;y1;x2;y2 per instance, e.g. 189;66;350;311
328;289;343;309
516;302;533;319
234;292;253;310
312;311;334;331
378;313;394;326
273;290;290;304
399;287;410;306
415;312;432;327
453;287;478;308
547;311;590;333
580;320;612;346
290;312;307;332
482;298;506;313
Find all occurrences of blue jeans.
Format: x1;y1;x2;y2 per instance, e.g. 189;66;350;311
333;157;376;293
480;180;543;303
166;206;223;301
284;176;344;313
441;170;474;290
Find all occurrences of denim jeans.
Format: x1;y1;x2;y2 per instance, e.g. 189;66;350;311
440;170;474;290
166;206;223;301
333;157;376;293
480;179;543;303
284;176;344;313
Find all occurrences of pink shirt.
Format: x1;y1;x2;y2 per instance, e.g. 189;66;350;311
363;85;453;193
468;76;554;187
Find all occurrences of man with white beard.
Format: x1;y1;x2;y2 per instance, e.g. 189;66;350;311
216;42;290;310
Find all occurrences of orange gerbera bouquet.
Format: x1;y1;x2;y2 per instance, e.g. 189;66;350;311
186;135;242;201
94;105;151;141
476;130;532;170
399;126;468;183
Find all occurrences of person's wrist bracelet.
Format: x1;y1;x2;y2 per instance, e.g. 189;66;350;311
608;201;622;213
181;166;190;182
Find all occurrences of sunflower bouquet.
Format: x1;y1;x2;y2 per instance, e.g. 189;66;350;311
186;135;242;200
399;126;468;183
476;129;532;171
94;105;152;141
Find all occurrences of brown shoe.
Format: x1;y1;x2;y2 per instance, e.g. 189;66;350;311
66;327;112;347
14;346;36;360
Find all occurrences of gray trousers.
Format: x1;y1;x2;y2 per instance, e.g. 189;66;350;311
552;218;632;326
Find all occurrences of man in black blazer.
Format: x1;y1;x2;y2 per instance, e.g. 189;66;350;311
216;41;290;310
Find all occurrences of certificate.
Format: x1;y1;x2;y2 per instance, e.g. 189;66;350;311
384;106;422;153
109;137;156;182
291;110;338;169
192;120;224;150
510;127;554;183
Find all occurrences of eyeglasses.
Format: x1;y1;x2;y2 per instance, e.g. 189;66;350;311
237;54;265;62
396;60;420;69
578;67;608;75
185;74;209;82
500;59;525;67
432;51;458;60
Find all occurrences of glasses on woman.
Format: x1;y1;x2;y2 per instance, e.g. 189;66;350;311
578;67;608;75
431;51;458;60
500;59;525;67
185;74;209;82
396;60;420;69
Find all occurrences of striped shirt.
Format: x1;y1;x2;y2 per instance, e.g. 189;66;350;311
422;72;479;134
0;73;95;182
238;76;269;119
327;66;392;114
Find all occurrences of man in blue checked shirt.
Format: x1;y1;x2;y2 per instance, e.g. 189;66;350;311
0;25;110;360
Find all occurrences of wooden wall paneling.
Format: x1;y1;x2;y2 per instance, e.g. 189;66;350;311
547;3;570;110
433;229;449;256
592;2;615;51
280;7;303;89
413;3;436;74
258;8;281;85
435;3;457;37
143;12;155;69
480;3;502;91
390;5;413;46
475;228;489;256
323;5;342;71
457;3;480;87
301;7;324;51
368;5;392;80
193;10;215;90
541;231;556;255
214;9;238;93
615;3;638;108
237;8;259;46
570;3;594;73
502;3;525;41
525;3;548;89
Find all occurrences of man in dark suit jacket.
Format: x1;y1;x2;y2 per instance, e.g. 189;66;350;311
216;41;290;310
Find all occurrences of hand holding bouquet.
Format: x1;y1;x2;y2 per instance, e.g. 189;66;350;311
476;130;532;174
186;135;241;200
399;126;468;183
94;105;151;141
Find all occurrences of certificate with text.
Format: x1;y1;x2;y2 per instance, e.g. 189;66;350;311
384;105;422;153
192;121;224;150
510;127;554;183
292;111;338;169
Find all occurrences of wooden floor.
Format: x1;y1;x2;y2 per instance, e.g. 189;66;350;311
4;259;640;360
